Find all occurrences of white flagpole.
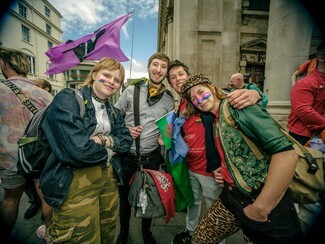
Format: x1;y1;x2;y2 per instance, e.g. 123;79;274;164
129;10;135;79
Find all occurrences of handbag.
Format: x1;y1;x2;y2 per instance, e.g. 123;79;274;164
128;165;166;219
222;100;325;204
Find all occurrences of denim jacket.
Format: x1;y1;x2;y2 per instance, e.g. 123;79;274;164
40;86;132;209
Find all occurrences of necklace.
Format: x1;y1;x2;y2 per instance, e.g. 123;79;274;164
92;92;108;109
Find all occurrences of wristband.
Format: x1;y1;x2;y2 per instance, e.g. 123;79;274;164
97;134;107;146
107;135;114;149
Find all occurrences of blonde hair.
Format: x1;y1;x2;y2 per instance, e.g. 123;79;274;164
83;58;125;86
0;48;30;76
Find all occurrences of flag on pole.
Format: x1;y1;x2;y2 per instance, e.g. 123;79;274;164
155;111;176;150
45;12;132;75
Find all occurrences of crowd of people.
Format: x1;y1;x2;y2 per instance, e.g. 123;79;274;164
0;42;324;244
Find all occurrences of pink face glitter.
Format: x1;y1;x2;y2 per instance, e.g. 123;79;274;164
192;92;211;107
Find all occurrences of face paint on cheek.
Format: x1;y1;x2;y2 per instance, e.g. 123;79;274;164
193;92;212;107
99;79;105;83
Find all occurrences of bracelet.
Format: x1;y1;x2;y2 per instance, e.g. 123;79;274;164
107;135;114;149
97;134;107;147
102;136;107;147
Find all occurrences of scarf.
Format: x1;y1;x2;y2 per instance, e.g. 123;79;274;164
201;112;221;172
147;82;166;106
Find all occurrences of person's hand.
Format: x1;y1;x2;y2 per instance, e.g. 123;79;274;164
90;134;111;147
212;167;224;186
158;134;164;146
243;203;268;222
90;135;101;144
130;125;143;139
227;89;260;109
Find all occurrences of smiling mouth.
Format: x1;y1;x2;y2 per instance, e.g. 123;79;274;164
200;101;209;108
104;85;114;90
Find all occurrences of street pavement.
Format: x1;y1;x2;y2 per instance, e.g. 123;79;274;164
1;184;246;244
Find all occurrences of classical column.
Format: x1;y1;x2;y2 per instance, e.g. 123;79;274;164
264;0;313;115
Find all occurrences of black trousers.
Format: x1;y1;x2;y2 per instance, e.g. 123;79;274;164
220;184;303;244
118;148;164;235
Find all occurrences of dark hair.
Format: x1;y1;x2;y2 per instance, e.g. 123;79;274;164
167;60;191;82
34;78;52;93
316;43;325;57
42;80;52;93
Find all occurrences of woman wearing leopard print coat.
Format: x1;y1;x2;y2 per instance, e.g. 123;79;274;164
181;74;303;244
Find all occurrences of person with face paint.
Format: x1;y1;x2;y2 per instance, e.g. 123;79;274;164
115;52;174;244
181;73;303;244
166;60;267;244
39;58;133;243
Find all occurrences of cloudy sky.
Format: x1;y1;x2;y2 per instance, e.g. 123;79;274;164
48;0;159;80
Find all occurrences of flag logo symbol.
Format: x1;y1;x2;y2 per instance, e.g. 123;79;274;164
163;123;173;139
155;111;176;150
45;12;132;75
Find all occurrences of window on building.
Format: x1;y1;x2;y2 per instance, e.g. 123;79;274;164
45;6;51;18
26;55;35;74
22;25;30;42
249;0;270;11
46;62;55;80
19;2;27;18
46;23;51;35
48;41;53;49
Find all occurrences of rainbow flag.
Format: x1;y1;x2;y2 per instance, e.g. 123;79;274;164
155;111;176;150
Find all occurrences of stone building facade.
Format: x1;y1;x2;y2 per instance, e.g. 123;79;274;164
158;0;322;122
0;0;64;95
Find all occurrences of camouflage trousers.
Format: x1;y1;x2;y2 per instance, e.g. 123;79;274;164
47;165;119;243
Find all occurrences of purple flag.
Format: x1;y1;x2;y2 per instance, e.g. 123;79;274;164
45;12;132;75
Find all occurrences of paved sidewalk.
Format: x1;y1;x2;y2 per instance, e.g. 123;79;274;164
1;184;245;244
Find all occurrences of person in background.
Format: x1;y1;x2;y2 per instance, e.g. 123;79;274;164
39;58;132;243
0;48;53;242
288;43;325;239
166;60;268;244
115;52;174;244
288;43;325;145
33;78;52;94
181;73;302;244
228;72;268;107
291;55;316;87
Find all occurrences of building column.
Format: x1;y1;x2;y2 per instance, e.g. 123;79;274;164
264;0;313;117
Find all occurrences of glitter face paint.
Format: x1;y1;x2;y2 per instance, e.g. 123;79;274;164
192;92;211;107
99;79;105;83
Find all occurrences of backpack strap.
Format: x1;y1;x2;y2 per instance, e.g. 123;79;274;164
269;114;319;173
71;88;85;116
134;85;141;155
1;80;39;114
222;99;264;160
